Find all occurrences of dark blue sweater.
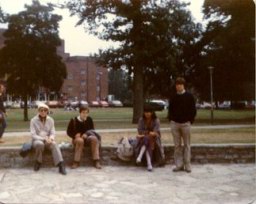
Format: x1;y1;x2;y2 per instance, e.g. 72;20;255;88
168;91;196;123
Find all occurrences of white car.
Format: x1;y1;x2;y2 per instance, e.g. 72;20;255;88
150;99;168;109
109;100;123;107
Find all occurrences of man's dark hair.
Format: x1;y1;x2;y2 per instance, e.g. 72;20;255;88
175;77;186;85
79;106;89;113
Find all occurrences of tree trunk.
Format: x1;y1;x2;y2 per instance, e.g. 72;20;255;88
22;94;29;121
132;66;144;124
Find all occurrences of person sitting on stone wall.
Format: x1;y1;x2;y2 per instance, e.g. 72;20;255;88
30;103;66;175
67;106;101;169
135;107;165;171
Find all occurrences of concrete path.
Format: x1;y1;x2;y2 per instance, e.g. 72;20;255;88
0;164;255;204
3;124;255;137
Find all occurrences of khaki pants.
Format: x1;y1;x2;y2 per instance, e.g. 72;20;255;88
73;135;100;162
170;121;191;169
33;140;63;166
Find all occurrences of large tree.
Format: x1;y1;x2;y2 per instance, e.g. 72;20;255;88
66;0;199;123
0;0;67;121
194;0;255;101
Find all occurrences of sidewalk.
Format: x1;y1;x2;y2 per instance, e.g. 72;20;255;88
0;164;255;204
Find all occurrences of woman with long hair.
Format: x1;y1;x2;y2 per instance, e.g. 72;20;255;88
135;107;165;171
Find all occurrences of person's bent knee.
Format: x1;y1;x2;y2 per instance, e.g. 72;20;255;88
74;137;84;145
34;141;45;149
89;136;98;143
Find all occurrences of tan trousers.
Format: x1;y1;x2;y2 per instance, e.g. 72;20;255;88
170;121;191;169
33;140;63;166
73;135;100;162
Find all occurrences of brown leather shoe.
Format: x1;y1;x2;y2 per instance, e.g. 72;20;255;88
185;165;192;173
0;138;5;143
94;161;102;169
71;162;79;169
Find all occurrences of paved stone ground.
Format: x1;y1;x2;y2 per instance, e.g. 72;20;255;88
0;164;255;204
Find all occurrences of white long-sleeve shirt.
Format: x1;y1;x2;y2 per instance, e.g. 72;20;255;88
30;115;56;141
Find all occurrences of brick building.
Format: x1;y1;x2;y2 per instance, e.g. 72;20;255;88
0;28;108;103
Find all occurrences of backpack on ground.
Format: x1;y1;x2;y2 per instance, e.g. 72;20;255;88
116;137;134;161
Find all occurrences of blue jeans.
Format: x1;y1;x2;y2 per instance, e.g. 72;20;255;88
0;114;7;138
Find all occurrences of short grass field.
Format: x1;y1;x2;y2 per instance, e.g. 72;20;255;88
3;107;255;131
0;108;255;146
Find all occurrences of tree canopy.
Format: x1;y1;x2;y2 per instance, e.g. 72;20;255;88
66;0;200;122
0;0;67;120
194;0;255;101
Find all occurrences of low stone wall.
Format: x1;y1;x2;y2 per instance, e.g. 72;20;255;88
0;144;255;168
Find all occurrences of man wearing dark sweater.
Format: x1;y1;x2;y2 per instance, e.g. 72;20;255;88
67;106;101;169
168;77;196;173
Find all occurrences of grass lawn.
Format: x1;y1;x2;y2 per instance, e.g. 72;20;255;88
4;108;255;132
1;108;254;147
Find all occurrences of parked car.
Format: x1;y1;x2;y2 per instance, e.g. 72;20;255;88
4;101;13;108
80;100;89;107
196;102;214;109
150;99;168;109
99;101;109;108
46;101;59;108
66;100;88;110
144;101;165;111
246;100;255;109
90;101;101;107
218;101;231;109
20;101;37;109
11;101;21;109
108;100;123;107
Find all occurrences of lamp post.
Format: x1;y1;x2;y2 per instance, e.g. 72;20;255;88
97;71;103;101
208;66;214;124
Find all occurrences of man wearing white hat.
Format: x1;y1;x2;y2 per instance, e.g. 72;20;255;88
30;103;66;175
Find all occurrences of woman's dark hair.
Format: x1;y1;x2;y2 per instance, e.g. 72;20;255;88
79;106;89;113
142;106;157;120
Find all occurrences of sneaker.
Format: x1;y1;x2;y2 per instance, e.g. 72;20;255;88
172;166;184;172
136;158;141;164
34;161;41;171
71;162;79;169
94;161;102;169
147;165;153;172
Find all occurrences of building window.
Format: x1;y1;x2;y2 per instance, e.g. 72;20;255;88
81;69;86;75
67;74;73;80
81;80;86;86
81;92;86;98
67;86;73;92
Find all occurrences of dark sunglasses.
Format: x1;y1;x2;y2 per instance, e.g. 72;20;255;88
39;109;48;112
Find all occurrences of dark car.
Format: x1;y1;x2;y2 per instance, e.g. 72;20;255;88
144;102;165;111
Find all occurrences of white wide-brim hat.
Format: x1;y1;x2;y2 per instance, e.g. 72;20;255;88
37;103;49;110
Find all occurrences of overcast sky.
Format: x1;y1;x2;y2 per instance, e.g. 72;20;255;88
0;0;204;56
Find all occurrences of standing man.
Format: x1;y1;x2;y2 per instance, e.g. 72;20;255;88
30;103;67;175
67;106;101;169
0;83;7;143
168;77;196;173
